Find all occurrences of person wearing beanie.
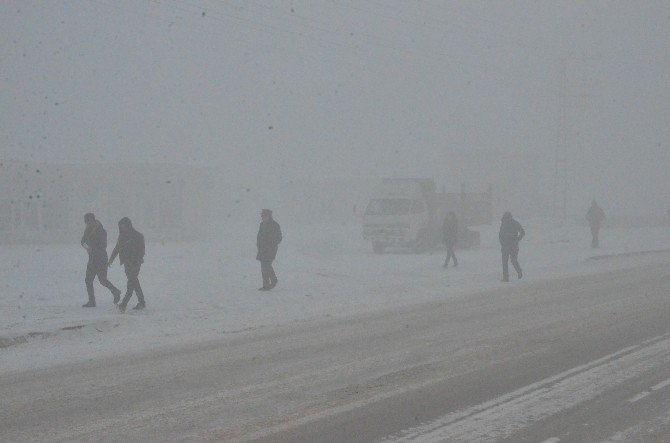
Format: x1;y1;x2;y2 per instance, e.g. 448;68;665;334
81;213;121;307
256;209;282;290
109;217;146;312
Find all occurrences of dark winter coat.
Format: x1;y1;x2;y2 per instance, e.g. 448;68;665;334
499;216;525;248
442;216;458;246
586;204;605;228
257;219;282;262
81;220;108;264
110;228;145;266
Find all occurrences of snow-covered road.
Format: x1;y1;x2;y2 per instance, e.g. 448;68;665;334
2;261;670;441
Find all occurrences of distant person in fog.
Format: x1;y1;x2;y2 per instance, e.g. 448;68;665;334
585;200;605;248
499;212;525;282
257;209;282;291
442;211;458;268
109;217;146;312
81;213;121;307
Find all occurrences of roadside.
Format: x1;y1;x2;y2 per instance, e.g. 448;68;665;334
4;263;670;442
1;220;670;375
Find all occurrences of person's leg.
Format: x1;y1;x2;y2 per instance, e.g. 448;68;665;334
268;261;277;288
127;264;144;308
119;265;137;310
511;246;522;279
501;247;510;282
84;261;96;306
96;265;121;303
134;279;145;306
591;225;598;248
260;261;271;290
449;243;458;266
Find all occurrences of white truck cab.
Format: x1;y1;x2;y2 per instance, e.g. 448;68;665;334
362;179;443;253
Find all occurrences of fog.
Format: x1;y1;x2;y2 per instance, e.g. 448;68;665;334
2;1;669;228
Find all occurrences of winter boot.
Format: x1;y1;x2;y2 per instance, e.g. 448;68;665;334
82;300;96;308
118;303;126;313
132;302;145;310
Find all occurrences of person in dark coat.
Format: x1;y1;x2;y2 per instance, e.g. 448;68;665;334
257;209;282;290
499;211;525;282
108;217;146;312
585;200;605;248
81;213;121;307
442;211;458;268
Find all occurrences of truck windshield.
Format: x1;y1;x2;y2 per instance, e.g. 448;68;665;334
365;199;412;216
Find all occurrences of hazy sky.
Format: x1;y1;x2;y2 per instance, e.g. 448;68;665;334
2;1;669;216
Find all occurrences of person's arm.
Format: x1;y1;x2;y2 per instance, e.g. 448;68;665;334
138;234;145;262
81;227;90;250
276;223;282;244
517;222;525;242
108;241;119;266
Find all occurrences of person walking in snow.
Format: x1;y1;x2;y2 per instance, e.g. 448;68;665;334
442;211;458;268
109;217;146;312
256;209;282;290
499;211;525;282
585;200;605;248
81;213;121;307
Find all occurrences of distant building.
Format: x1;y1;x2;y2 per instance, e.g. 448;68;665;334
0;160;210;244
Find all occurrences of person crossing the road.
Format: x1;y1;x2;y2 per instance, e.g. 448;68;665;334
499;211;525;282
109;217;146;312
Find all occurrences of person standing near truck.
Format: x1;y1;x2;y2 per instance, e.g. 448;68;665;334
442;211;458;268
499;211;525;282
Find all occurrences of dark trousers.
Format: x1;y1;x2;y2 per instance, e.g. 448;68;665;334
85;259;119;302
590;224;600;248
444;241;458;266
120;263;145;306
260;260;277;288
502;244;522;281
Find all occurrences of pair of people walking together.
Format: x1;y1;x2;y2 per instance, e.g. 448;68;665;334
81;214;145;312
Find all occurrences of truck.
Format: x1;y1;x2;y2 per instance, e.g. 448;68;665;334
362;178;493;253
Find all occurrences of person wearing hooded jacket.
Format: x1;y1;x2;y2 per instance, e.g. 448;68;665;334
81;213;121;307
257;209;282;290
499;211;525;282
108;217;146;312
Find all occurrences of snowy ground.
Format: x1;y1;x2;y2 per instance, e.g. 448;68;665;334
2;219;670;375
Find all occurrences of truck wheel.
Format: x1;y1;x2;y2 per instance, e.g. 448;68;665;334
372;242;386;254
